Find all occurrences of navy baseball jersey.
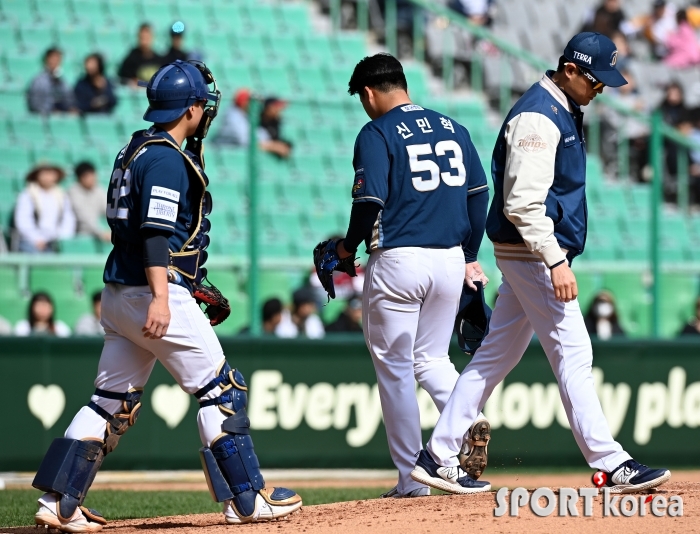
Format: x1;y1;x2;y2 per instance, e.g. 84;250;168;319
103;128;203;290
351;104;487;251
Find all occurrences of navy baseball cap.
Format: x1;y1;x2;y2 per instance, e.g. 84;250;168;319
563;32;627;88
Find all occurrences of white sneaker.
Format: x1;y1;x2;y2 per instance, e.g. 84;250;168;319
380;485;430;498
35;493;106;532
224;488;302;524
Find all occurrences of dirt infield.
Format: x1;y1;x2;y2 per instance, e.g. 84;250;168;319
5;473;699;534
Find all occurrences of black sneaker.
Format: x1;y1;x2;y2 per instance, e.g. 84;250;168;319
605;459;671;493
410;449;491;495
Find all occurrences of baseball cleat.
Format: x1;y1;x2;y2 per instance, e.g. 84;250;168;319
35;493;106;532
380;485;430;498
224;488;302;524
604;459;671;494
410;449;491;495
458;416;490;479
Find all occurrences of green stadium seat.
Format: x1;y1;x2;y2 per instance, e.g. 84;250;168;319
56;27;95;60
5;54;41;86
293;65;329;96
72;0;110;27
276;4;311;32
33;145;73;168
29;267;78;298
278;182;315;210
213;291;248;335
332;33;367;65
233;35;270;63
9;115;47;144
0;145;33;174
141;0;177;27
283;101;319;127
0;89;26;116
290;154;330;184
243;4;278;34
210;4;245;33
18;24;57;56
301;35;337;65
103;0;143;33
257;64;294;97
1;0;37;24
83;115;122;143
47;116;85;142
82;267;106;297
0;295;29;325
403;65;429;98
573;271;600;313
59;236;100;254
256;269;296;303
93;28;129;64
268;35;305;64
326;66;350;94
0;21;20;56
0;265;21;298
659;272;699;338
39;1;75;26
54;294;92;330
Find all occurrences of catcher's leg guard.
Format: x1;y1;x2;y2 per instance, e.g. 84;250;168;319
196;363;301;522
87;388;143;454
32;438;104;521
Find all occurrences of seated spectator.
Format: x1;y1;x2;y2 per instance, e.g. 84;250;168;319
14;292;71;337
660;82;688;127
13;165;76;253
664;9;700;68
215;89;253;146
238;297;283;335
161;25;189;64
679;296;700;336
644;1;677;59
258;97;293;159
118;23;164;86
67;161;110;242
584;291;625;340
275;288;325;339
581;0;630;38
74;53;117;114
326;295;363;333
75;291;104;336
27;47;76;115
448;0;493;26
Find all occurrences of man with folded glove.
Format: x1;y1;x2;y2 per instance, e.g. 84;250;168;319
313;53;492;497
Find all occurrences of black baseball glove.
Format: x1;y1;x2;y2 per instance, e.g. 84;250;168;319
193;282;231;326
313;239;357;299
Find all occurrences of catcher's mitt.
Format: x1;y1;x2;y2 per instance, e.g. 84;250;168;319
193;282;231;326
313;239;356;299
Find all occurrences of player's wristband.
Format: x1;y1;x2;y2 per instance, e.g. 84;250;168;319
549;259;566;270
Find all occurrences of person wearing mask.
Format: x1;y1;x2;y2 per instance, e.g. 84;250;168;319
275;288;325;338
14;292;71;337
74;53;117;114
664;9;700;68
161;25;189;64
27;47;76;115
75;291;104;336
238;298;283;335
67;161;111;242
118;23;164;86
679;296;700;336
584;291;625;340
13;165;76;253
326;295;363;333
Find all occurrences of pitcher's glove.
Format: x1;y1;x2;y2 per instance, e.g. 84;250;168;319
193;282;231;326
313;239;356;299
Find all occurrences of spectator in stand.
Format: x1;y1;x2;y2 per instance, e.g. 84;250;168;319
584;291;625;340
75;291;104;336
238;298;284;335
258;97;293;158
13;165;76;253
14;292;71;337
215;90;293;158
67;161;111;243
74;53;117;114
679;296;700;336
448;0;493;26
664;9;700;69
581;0;631;38
118;23;164;86
326;294;363;333
161;25;189;64
275;288;325;339
27;47;76;115
643;1;678;59
660;81;688;127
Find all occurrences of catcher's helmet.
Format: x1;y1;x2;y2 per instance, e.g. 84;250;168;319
138;59;220;124
456;281;492;355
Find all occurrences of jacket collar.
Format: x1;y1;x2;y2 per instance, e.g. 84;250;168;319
539;71;572;113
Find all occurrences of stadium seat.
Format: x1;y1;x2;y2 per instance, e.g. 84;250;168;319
276;4;312;34
0;0;37;24
72;0;110;27
601;272;650;337
5;54;41;86
659;272;699;338
18;24;57;56
82;266;106;297
301;35;338;66
268;35;305;64
332;34;367;65
257;64;294;97
54;294;92;330
29;267;79;298
59;236;101;254
0;265;21;298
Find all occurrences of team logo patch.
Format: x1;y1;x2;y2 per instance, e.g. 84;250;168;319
147;198;178;222
610;50;618;67
400;104;424;112
517;133;547;153
551;105;558;114
151;186;180;202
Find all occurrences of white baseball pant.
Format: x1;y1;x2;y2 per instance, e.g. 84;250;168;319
427;258;632;472
64;283;226;447
363;246;473;494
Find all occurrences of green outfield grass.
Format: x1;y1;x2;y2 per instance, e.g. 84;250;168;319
0;488;389;528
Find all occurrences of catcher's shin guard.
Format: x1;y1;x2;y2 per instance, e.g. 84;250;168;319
197;363;301;520
87;388;143;454
32;438;104;521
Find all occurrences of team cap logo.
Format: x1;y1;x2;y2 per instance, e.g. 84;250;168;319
610;50;618;67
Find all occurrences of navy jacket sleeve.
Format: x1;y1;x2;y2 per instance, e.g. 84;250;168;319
138;148;188;234
351;128;389;206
